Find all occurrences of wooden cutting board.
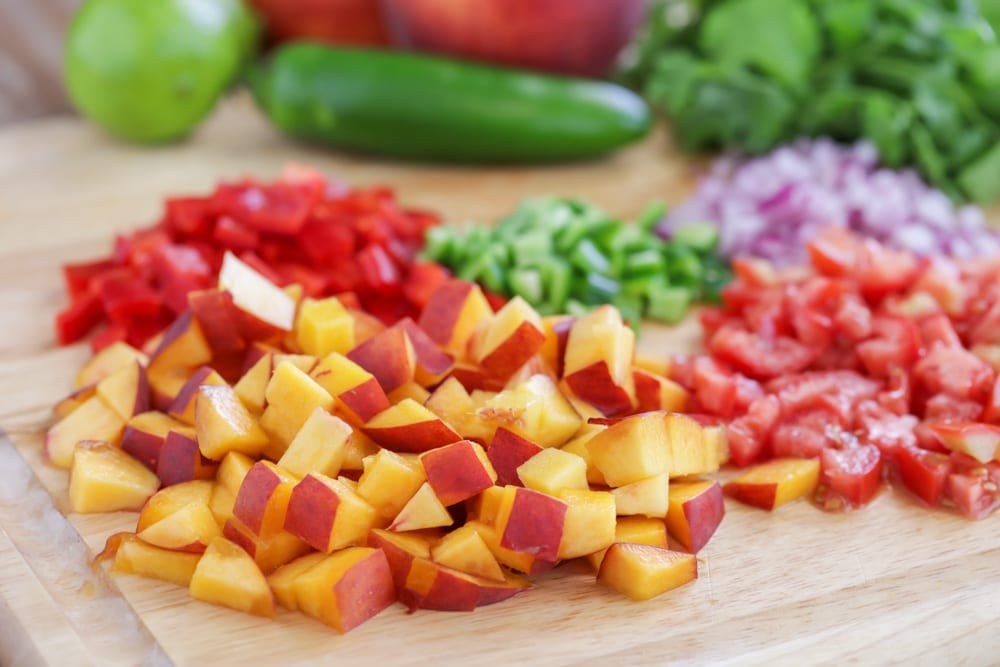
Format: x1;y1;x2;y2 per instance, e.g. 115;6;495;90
1;95;998;667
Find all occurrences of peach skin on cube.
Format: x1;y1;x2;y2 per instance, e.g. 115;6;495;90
417;279;493;358
121;411;192;472
633;368;689;414
189;536;275;617
471;296;546;381
195;384;269;460
74;341;148;389
95;360;149;421
233;461;298;537
346;324;417;394
465;519;557;576
218;251;295;337
420;440;497;506
69;441;160;514
724;458;821;510
487;427;543;487
586;413;670;487
356;449;426;520
516;448;588;497
403;557;530;612
292;547;395;633
222;518;311;574
266;552;328;611
157;430;219;487
45;395;126;469
597;543;697;601
137;499;221;553
475;374;581;448
495;485;567;563
147;311;212;376
431;524;505;582
277;407;350;479
187;288;246;356
562;305;636;416
397;318;455;387
148;367;193;413
367;528;435;590
166;366;227;425
554;488;616;560
612;472;670;518
389;482;454;532
666;480;725;554
110;534;202;588
137;479;215;532
53;384;97;420
295;296;355;357
586;516;669;571
310;352;390;424
259;360;334;453
363;398;462;453
284;473;377;552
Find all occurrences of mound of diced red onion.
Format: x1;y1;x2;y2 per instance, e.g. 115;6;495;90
658;138;997;265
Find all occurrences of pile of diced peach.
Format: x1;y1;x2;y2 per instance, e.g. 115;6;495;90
49;253;727;632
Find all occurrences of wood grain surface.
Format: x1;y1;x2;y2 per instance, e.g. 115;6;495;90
0;95;998;667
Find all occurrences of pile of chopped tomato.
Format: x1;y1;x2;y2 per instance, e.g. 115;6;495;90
55;166;452;352
671;227;1000;519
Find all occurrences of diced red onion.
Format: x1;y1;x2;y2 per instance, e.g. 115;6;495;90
659;138;994;264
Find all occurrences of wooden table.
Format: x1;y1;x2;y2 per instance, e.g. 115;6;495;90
1;95;998;666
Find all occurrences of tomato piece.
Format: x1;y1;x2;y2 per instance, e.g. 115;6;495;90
807;227;857;277
910;258;966;315
692;356;737;418
876;368;911;415
818;444;883;509
832;293;872;342
854;401;918;464
90;322;129;353
918;312;962;349
731;258;779;287
922;394;985;423
742;291;791;339
771;410;839;459
981;376;1000;424
947;473;1000;520
767;370;880;425
726;395;781;467
55;290;105;345
967;301;1000;346
668;355;695;389
709;325;816;380
914;345;995;403
698;308;729;338
897;446;952;507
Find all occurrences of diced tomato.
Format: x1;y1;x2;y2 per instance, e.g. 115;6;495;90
731;258;779;287
832;293;872;341
947;473;1000;520
726;395;781;466
981;376;1000;424
807;227;858;277
698;308;731;337
912;421;949;453
742;291;791;339
854;401;918;464
876;369;911;415
767;370;880;425
771;409;839;459
692;356;737;418
90;322;129;353
668;355;695;389
819;444;883;509
897;446;952;507
709;325;816;380
914;345;995;403
918;312;962;349
922;394;985;423
967;301;1000;346
733;375;765;414
910;257;966;315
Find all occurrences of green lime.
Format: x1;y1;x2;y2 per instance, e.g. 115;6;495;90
65;0;259;143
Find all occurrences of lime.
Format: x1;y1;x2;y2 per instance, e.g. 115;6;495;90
65;0;259;143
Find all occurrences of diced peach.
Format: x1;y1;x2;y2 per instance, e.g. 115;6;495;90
158;430;219;487
74;341;148;389
356;449;426;521
276;408;350;479
387;381;432;405
467;485;506;525
586;413;670;487
216;451;256;497
266;552;328;611
222;518;311;574
724;458;821;510
389;482;454;532
465;520;557;576
665;414;718;478
45;395;126;468
110;533;202;587
597;543;697;601
340;430;381;472
420;440;497;506
487;427;543;487
68;441;160;513
448;362;506;393
585;516;669;571
475;374;581;448
233;353;273;414
147;311;212;376
209;483;237;529
121;411;191;472
148;367;193;412
560;424;609;486
189;536;275;617
292;547;395;633
53;384;97;420
402;557;528;612
137;499;221;553
611;472;670;518
430;524;505;581
310;352;390;424
555;488;616;560
472;297;546;381
424;377;493;443
166;366;227;424
516;448;588;497
295;296;355;357
418;280;493;358
196;384;269;460
633;369;689;413
219;251;295;336
562;305;636;416
363;398;462;453
346;325;416;393
539;315;574;376
95;360;149;421
188;288;246;355
259;361;333;455
666;480;725;554
284;473;377;553
366;528;436;591
494;485;567;563
136;479;215;532
233;461;298;537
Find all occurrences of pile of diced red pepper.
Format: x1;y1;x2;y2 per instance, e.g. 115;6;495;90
670;228;1000;519
55;166;451;352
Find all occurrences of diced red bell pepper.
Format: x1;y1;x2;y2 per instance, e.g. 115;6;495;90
213;215;261;251
403;261;451;312
62;259;115;300
164;196;214;238
55;290;104;344
357;243;401;294
98;274;163;321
